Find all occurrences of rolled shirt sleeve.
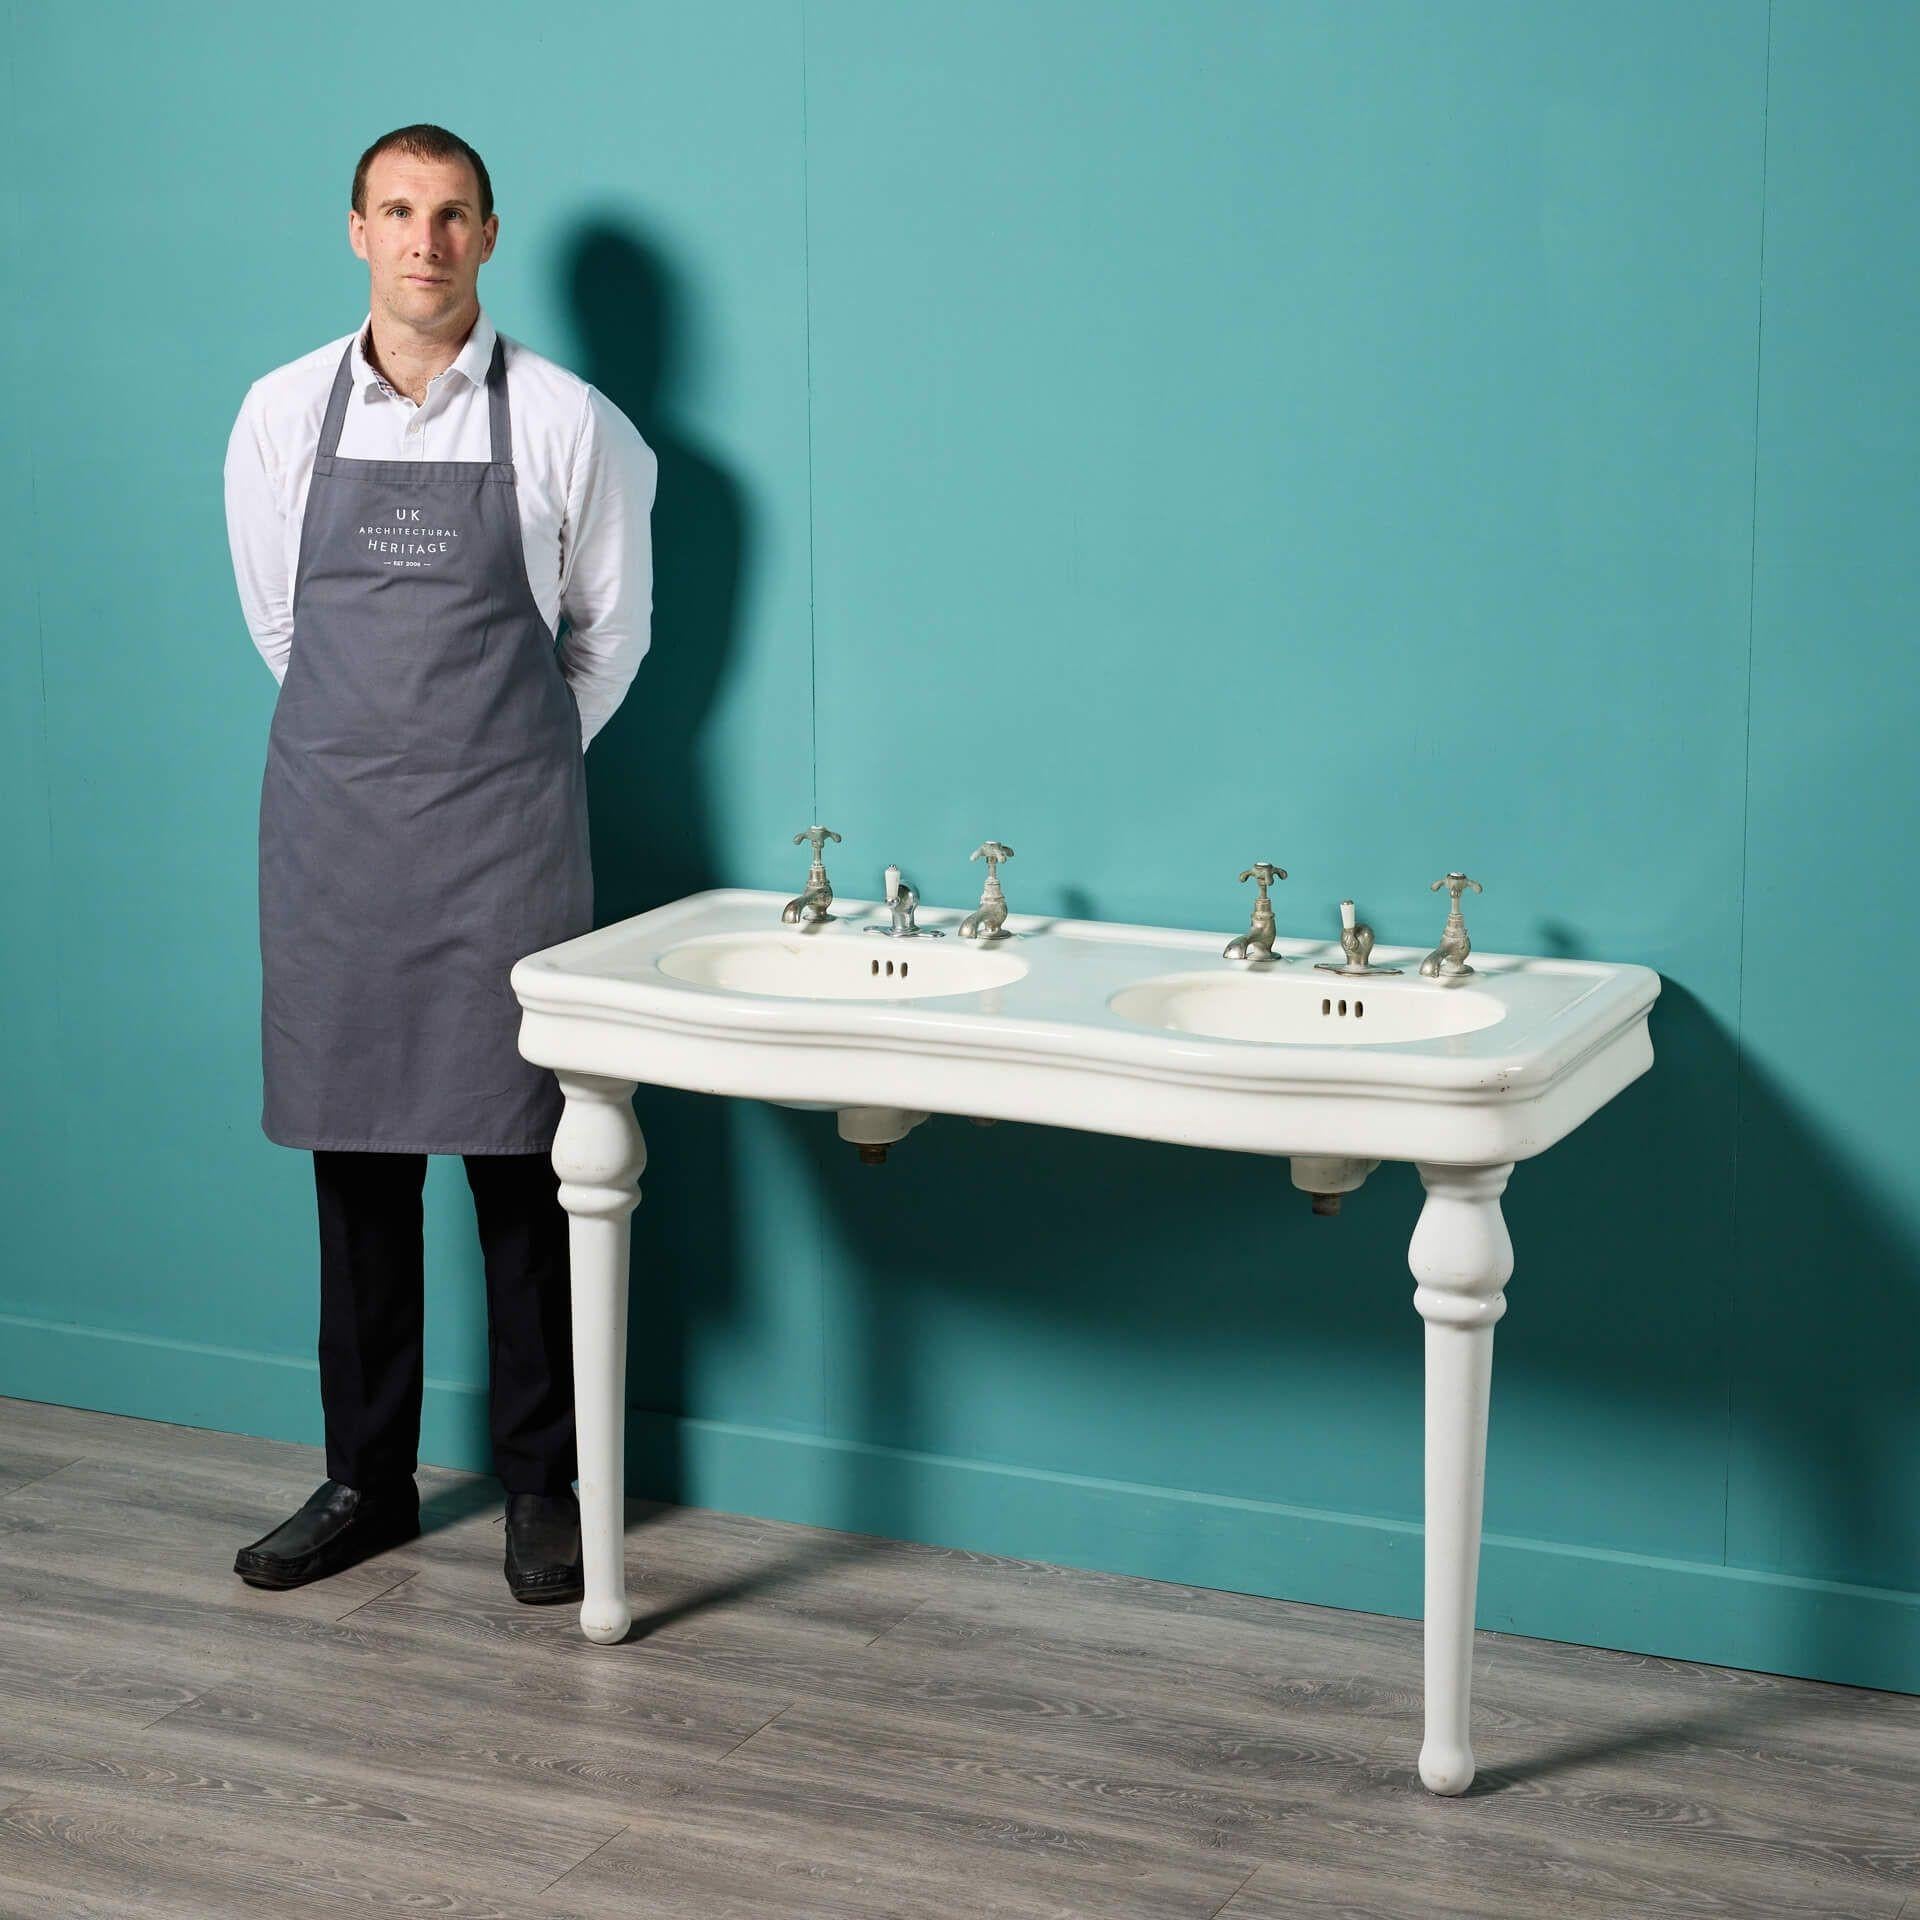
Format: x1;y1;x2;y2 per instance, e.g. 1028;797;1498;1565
557;386;658;752
223;387;294;686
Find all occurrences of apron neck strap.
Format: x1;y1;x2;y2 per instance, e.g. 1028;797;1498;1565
314;328;513;463
484;334;512;466
316;340;357;460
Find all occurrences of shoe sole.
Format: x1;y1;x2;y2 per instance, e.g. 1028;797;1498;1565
234;1511;422;1590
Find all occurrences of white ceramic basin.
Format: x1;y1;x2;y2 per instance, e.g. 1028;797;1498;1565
1109;969;1506;1046
509;885;1662;1796
511;888;1659;1166
658;929;1028;1000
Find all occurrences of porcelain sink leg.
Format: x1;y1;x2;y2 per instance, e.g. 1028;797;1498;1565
1409;1160;1515;1795
551;1070;647;1645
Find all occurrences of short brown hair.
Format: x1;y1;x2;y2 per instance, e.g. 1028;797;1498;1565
351;124;494;224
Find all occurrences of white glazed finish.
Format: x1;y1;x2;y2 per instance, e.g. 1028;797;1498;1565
1409;1161;1515;1795
1109;969;1507;1045
548;1070;646;1647
513;887;1660;1792
512;890;1659;1169
659;929;1028;999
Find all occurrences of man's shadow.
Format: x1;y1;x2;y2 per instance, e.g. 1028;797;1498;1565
561;216;740;925
454;216;749;1506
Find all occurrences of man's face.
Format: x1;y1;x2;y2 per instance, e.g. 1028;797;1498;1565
349;149;497;333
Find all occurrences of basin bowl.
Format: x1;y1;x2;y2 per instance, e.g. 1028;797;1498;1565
1109;970;1507;1046
512;889;1659;1167
657;929;1028;1001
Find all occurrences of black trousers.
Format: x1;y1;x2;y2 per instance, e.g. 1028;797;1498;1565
313;1149;577;1496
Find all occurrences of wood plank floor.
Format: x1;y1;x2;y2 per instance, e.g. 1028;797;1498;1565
0;1395;1912;1919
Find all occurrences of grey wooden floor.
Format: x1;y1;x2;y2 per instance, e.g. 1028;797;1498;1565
0;1396;1912;1920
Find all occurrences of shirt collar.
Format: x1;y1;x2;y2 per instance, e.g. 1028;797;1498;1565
350;308;497;404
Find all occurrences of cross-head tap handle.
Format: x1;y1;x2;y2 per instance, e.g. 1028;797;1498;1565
794;826;843;853
1240;862;1288;902
1430;872;1483;908
970;840;1014;871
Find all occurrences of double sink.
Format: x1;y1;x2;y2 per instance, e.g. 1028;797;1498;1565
509;875;1660;1795
513;884;1656;1181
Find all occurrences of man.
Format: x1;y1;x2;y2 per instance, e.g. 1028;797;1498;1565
222;124;656;1603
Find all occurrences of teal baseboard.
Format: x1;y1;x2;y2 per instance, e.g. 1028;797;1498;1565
5;1311;1915;1695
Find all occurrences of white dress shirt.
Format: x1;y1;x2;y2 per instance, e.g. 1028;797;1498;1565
223;308;656;751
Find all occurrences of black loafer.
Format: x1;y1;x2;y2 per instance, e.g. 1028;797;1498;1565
504;1489;584;1604
233;1477;420;1590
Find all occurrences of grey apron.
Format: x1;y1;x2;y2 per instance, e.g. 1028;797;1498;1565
257;333;592;1154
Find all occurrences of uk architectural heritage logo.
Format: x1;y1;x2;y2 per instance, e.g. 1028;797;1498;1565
359;506;462;568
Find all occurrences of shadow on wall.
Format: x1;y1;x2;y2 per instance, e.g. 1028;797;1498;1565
634;921;1915;1694
795;958;1916;1690
1730;1046;1919;1602
559;213;742;928
454;213;753;1513
527;228;1915;1699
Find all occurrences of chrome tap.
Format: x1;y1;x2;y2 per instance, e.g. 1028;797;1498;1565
957;840;1016;940
781;825;841;924
1419;872;1482;979
865;865;945;938
1223;862;1289;962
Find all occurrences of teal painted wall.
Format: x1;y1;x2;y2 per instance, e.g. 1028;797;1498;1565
3;0;1914;1691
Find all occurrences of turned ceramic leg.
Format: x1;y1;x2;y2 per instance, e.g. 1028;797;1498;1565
1409;1161;1515;1795
551;1071;646;1645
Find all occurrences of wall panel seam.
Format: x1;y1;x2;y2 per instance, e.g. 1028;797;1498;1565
1725;0;1776;1572
799;0;819;818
